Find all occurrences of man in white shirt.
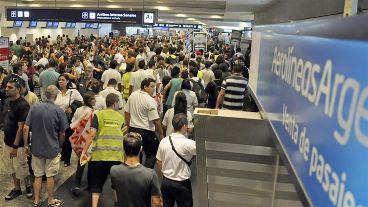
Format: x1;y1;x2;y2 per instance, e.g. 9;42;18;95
129;60;147;95
124;78;164;169
89;80;106;111
146;47;156;62
201;61;215;87
101;60;122;90
114;48;125;67
136;48;147;65
99;78;125;109
156;113;196;207
145;60;161;96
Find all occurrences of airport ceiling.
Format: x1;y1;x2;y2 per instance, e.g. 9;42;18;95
6;0;277;25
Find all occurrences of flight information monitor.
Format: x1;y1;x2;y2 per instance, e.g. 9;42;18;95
13;21;23;27
29;21;37;27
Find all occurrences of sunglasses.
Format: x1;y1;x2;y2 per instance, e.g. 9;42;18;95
9;78;23;89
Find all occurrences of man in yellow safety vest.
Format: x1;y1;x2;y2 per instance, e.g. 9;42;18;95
80;93;125;207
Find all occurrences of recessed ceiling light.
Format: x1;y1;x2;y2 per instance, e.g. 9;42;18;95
175;14;187;17
209;15;222;19
154;6;171;11
29;4;41;7
186;18;196;21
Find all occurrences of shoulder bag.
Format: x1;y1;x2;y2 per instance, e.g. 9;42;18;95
169;136;192;166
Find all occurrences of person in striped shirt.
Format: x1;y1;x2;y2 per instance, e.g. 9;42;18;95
216;64;248;110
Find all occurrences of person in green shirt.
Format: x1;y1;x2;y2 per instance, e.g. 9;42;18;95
11;40;24;59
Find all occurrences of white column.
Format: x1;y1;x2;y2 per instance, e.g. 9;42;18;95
344;0;358;16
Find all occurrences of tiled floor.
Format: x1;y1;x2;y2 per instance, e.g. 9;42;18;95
0;131;78;207
0;130;200;207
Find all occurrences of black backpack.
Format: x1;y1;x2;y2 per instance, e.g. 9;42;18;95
190;79;206;103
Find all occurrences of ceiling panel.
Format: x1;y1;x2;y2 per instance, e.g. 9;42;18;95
6;0;277;24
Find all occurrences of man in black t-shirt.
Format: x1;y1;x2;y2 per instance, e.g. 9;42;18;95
2;78;32;201
110;132;162;207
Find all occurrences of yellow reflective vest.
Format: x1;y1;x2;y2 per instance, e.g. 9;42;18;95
91;109;125;162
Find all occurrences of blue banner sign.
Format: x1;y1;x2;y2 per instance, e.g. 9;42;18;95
253;33;368;207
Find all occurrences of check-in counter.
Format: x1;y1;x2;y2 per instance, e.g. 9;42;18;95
194;108;303;207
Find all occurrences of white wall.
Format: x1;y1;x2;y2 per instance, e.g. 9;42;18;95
1;23;112;43
1;27;77;43
99;24;112;37
76;23;112;38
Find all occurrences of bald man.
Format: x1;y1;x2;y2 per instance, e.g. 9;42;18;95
23;85;69;207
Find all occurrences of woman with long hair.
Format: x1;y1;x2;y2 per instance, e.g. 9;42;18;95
69;92;96;196
162;91;194;136
179;79;198;115
55;74;83;167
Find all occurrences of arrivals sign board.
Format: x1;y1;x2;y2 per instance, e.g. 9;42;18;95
0;38;9;69
250;32;368;207
6;8;156;25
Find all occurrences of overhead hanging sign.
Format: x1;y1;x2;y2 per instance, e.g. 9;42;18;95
193;32;207;52
251;32;368;207
153;23;202;29
6;8;156;25
0;38;9;69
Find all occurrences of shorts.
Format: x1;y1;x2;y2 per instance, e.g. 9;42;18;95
2;144;29;179
87;161;121;193
32;153;61;177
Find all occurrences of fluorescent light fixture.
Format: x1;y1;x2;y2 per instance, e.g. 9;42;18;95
158;19;164;22
70;4;84;7
29;4;42;7
154;6;171;11
209;15;222;19
186;18;196;21
217;26;244;30
106;5;119;8
175;14;187;17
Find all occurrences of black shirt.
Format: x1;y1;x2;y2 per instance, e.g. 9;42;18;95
205;80;219;109
77;76;98;95
3;97;30;147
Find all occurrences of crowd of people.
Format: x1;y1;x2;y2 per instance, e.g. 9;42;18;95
1;33;253;207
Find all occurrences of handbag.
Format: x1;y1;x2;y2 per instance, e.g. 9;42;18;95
66;91;73;122
66;91;83;123
169;136;192;166
69;109;94;157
